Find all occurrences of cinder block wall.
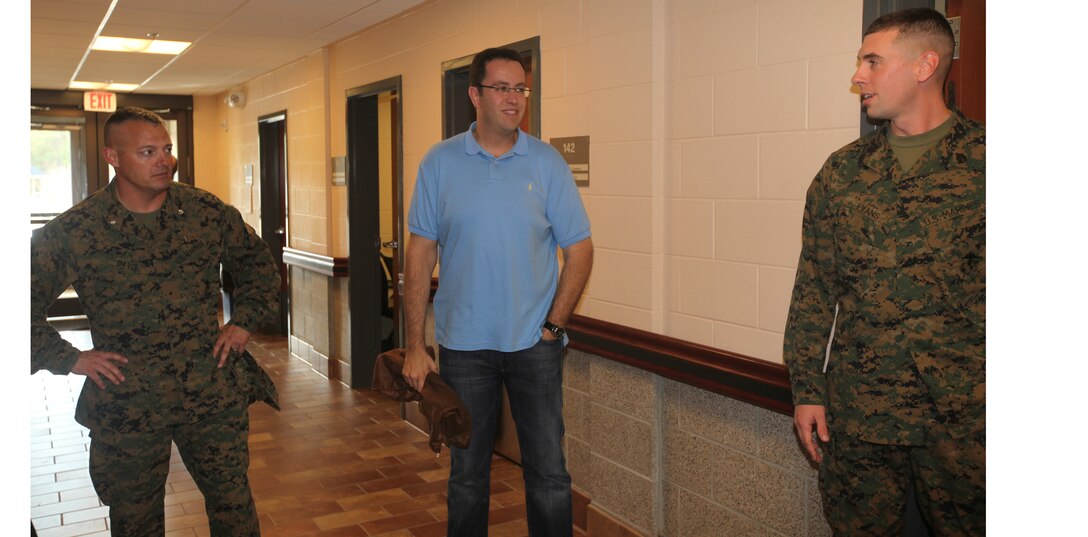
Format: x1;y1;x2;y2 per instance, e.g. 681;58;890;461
565;348;832;536
288;266;332;377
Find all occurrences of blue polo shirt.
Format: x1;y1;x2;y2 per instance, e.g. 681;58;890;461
408;123;591;352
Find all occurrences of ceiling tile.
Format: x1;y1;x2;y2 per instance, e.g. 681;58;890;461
31;0;429;95
109;0;249;16
217;0;359;38
31;0;111;23
32;33;94;51
105;8;226;32
76;51;174;82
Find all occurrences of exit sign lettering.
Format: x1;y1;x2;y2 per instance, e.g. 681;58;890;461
84;91;117;112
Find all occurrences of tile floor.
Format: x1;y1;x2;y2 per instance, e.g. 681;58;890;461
31;332;554;536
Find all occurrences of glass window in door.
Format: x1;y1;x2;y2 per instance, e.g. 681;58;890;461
30;115;87;232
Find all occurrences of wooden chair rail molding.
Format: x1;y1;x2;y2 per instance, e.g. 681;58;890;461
566;314;793;416
278;248;793;416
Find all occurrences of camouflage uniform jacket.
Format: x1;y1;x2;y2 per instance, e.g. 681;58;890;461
783;111;984;445
31;180;280;433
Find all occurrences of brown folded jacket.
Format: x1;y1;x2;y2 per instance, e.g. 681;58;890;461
372;347;471;453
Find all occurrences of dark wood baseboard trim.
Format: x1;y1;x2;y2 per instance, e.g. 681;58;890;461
566;314;793;416
572;485;590;534
426;279;792;415
587;503;645;537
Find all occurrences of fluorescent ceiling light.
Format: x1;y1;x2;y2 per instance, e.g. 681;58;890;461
69;81;141;92
92;35;191;55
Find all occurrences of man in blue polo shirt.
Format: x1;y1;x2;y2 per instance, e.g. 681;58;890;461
402;47;593;537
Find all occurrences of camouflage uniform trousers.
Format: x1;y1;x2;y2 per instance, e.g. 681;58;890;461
88;402;260;536
819;424;985;536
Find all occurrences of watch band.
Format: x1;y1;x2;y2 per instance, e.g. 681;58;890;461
543;321;565;339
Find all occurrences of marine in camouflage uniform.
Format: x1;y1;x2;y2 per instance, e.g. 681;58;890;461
783;9;984;537
31;108;279;536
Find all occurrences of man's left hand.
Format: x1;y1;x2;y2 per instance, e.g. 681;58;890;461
213;324;252;368
541;328;558;341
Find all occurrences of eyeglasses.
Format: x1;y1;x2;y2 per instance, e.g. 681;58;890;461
477;84;531;96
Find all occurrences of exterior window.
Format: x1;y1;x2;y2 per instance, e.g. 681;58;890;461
30;116;86;231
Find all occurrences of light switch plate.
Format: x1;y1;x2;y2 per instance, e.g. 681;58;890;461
948;16;961;60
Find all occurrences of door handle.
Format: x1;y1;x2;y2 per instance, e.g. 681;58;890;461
275;227;285;235
381;240;399;249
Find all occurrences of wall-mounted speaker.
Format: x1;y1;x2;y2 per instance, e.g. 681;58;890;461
225;92;246;108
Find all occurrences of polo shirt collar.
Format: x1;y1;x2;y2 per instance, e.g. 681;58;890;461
463;121;529;159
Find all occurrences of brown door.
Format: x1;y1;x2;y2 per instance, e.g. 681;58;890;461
258;113;289;335
346;78;404;389
945;0;985;122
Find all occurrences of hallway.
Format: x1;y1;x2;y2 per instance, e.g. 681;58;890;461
31;332;537;536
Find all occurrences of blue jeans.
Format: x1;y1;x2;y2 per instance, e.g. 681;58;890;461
439;339;572;537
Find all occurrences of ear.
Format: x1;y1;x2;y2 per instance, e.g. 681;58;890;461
103;146;119;168
468;85;481;110
916;50;941;84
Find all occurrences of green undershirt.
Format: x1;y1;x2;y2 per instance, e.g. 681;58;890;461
130;209;160;232
887;113;955;172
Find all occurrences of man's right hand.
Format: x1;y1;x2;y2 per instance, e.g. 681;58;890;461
402;346;437;393
71;350;129;389
794;404;830;463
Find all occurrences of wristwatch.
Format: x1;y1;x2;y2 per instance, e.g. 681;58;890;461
542;321;566;339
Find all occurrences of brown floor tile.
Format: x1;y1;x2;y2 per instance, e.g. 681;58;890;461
30;333;574;537
312;505;390;531
408;520;449;537
310;525;370;536
268;500;347;525
489;518;531;537
488;503;530;527
370;530;416;537
359;473;427;494
316;468;386;489
336;488;413;511
401;479;449;498
260;518;322;537
361;511;439;535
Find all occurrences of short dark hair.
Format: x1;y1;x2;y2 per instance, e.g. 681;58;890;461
865;7;955;81
468;48;526;88
103;106;167;147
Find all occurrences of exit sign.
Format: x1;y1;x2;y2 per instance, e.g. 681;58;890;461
84;91;117;112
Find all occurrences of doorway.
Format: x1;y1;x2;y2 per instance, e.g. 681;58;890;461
438;38;542;464
346;77;403;389
258;112;290;335
441;37;540;139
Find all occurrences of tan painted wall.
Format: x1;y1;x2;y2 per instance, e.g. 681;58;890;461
192;95;228;201
193;0;863;366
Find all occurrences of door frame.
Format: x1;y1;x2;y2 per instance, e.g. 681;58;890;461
29;90;195;194
441;36;541;140
345;76;403;389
